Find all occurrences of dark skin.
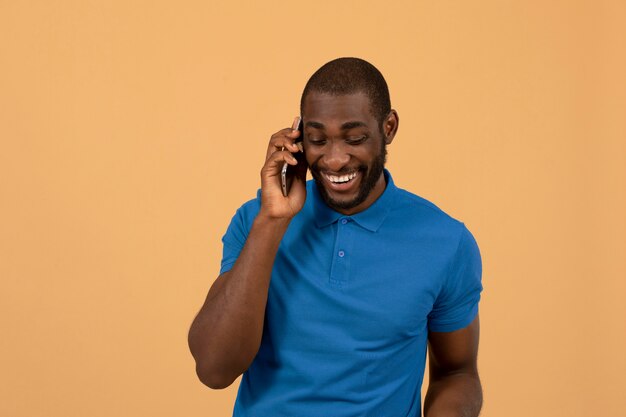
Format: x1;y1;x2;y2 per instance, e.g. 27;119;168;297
425;316;482;417
188;92;481;416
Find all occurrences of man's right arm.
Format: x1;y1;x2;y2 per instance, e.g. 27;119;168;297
187;119;306;389
187;214;290;389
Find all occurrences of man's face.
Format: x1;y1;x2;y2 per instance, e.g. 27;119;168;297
301;91;392;215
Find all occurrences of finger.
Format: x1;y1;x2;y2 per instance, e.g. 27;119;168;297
266;122;302;160
291;116;301;131
266;139;299;161
270;117;302;144
270;120;301;142
263;149;298;172
270;135;300;152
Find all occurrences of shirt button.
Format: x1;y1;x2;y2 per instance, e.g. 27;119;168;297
341;218;348;225
338;250;345;257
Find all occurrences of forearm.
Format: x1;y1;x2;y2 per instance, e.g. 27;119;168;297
188;213;290;389
424;372;483;417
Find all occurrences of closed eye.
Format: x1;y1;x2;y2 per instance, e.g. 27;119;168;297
346;136;367;145
307;139;326;146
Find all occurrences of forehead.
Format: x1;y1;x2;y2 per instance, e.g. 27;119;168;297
302;91;375;125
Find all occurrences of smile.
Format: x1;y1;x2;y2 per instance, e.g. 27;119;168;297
324;171;358;184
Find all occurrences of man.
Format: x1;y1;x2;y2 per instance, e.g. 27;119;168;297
188;57;483;417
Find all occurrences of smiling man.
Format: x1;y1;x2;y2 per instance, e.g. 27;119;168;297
304;91;389;215
188;58;484;417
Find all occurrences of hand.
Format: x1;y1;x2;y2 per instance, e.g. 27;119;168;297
259;117;307;220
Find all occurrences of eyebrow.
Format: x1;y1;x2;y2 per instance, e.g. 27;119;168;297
305;120;368;130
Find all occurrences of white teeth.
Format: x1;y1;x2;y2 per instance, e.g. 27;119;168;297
326;172;357;183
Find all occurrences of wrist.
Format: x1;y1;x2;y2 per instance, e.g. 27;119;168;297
254;211;292;230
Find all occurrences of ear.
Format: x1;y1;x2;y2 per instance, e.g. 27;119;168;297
383;110;399;144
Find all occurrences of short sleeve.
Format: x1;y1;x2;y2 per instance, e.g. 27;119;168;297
428;224;483;332
219;194;261;275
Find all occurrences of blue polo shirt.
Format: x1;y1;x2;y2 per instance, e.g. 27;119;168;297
220;170;482;417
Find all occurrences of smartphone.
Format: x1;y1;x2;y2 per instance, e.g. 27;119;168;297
281;117;305;197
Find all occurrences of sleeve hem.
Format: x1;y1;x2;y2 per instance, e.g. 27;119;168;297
428;305;478;333
219;261;235;275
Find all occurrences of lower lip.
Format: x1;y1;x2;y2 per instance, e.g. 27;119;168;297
325;173;360;192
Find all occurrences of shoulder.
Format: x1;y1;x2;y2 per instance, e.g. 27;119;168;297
226;189;262;232
240;188;262;215
392;185;467;236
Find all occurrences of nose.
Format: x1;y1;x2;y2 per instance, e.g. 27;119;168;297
322;141;351;172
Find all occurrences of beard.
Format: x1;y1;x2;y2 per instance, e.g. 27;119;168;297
310;139;387;212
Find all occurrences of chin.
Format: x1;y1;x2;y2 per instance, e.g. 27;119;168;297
318;184;369;211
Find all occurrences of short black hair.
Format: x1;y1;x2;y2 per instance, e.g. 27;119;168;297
300;57;391;127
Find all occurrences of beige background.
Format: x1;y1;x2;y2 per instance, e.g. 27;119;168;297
1;1;625;416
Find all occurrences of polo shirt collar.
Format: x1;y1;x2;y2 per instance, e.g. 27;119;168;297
312;169;397;232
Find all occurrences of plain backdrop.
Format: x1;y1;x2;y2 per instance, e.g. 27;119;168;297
1;1;625;416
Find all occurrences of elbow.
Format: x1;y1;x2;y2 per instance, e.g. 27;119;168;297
195;361;238;390
188;331;237;389
188;329;249;390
